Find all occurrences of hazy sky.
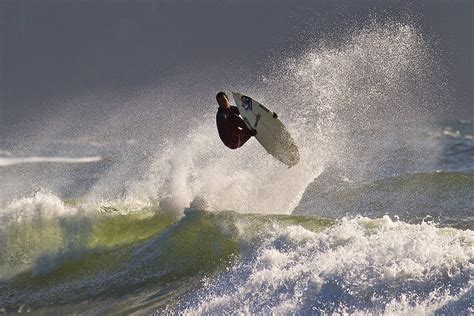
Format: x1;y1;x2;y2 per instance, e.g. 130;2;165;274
0;0;472;137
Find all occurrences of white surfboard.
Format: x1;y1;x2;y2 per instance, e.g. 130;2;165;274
232;92;300;167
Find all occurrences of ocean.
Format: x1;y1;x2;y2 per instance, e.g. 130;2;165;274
0;16;473;315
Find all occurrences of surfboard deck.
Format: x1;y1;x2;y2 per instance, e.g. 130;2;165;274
232;92;300;167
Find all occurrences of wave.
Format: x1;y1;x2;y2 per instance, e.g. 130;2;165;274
439;120;474;140
0;150;13;157
179;215;473;314
294;170;474;229
0;192;172;279
0;192;472;314
0;195;334;313
0;156;102;167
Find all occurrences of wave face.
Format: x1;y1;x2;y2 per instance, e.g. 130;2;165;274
0;16;472;315
294;170;474;229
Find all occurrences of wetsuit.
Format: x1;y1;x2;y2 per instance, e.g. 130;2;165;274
216;106;253;149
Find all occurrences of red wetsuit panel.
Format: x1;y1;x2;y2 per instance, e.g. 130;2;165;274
216;106;252;149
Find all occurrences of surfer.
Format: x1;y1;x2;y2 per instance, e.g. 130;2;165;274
216;92;257;149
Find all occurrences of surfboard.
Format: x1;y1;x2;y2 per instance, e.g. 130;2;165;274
232;92;300;167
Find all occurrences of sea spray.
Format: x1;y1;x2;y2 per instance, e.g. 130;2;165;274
118;22;448;219
125;122;322;217
263;21;447;182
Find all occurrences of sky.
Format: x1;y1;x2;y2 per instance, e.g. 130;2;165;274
0;0;472;139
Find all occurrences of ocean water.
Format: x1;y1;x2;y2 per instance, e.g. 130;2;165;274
0;22;473;314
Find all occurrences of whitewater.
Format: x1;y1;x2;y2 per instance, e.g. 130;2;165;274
0;22;472;314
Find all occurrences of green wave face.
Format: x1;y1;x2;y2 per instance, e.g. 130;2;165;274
0;206;334;313
0;209;173;279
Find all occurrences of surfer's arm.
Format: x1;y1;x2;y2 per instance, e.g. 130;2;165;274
229;106;257;136
229;114;256;137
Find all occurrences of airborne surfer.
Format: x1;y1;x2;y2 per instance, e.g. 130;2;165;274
215;91;257;149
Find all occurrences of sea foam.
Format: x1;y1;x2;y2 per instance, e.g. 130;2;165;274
181;216;473;314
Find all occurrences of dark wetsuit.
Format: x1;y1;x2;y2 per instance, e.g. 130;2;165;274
216;106;253;149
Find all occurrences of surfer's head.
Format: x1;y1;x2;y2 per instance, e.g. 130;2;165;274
216;92;230;109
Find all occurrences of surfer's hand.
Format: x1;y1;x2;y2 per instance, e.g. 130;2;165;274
250;129;257;136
